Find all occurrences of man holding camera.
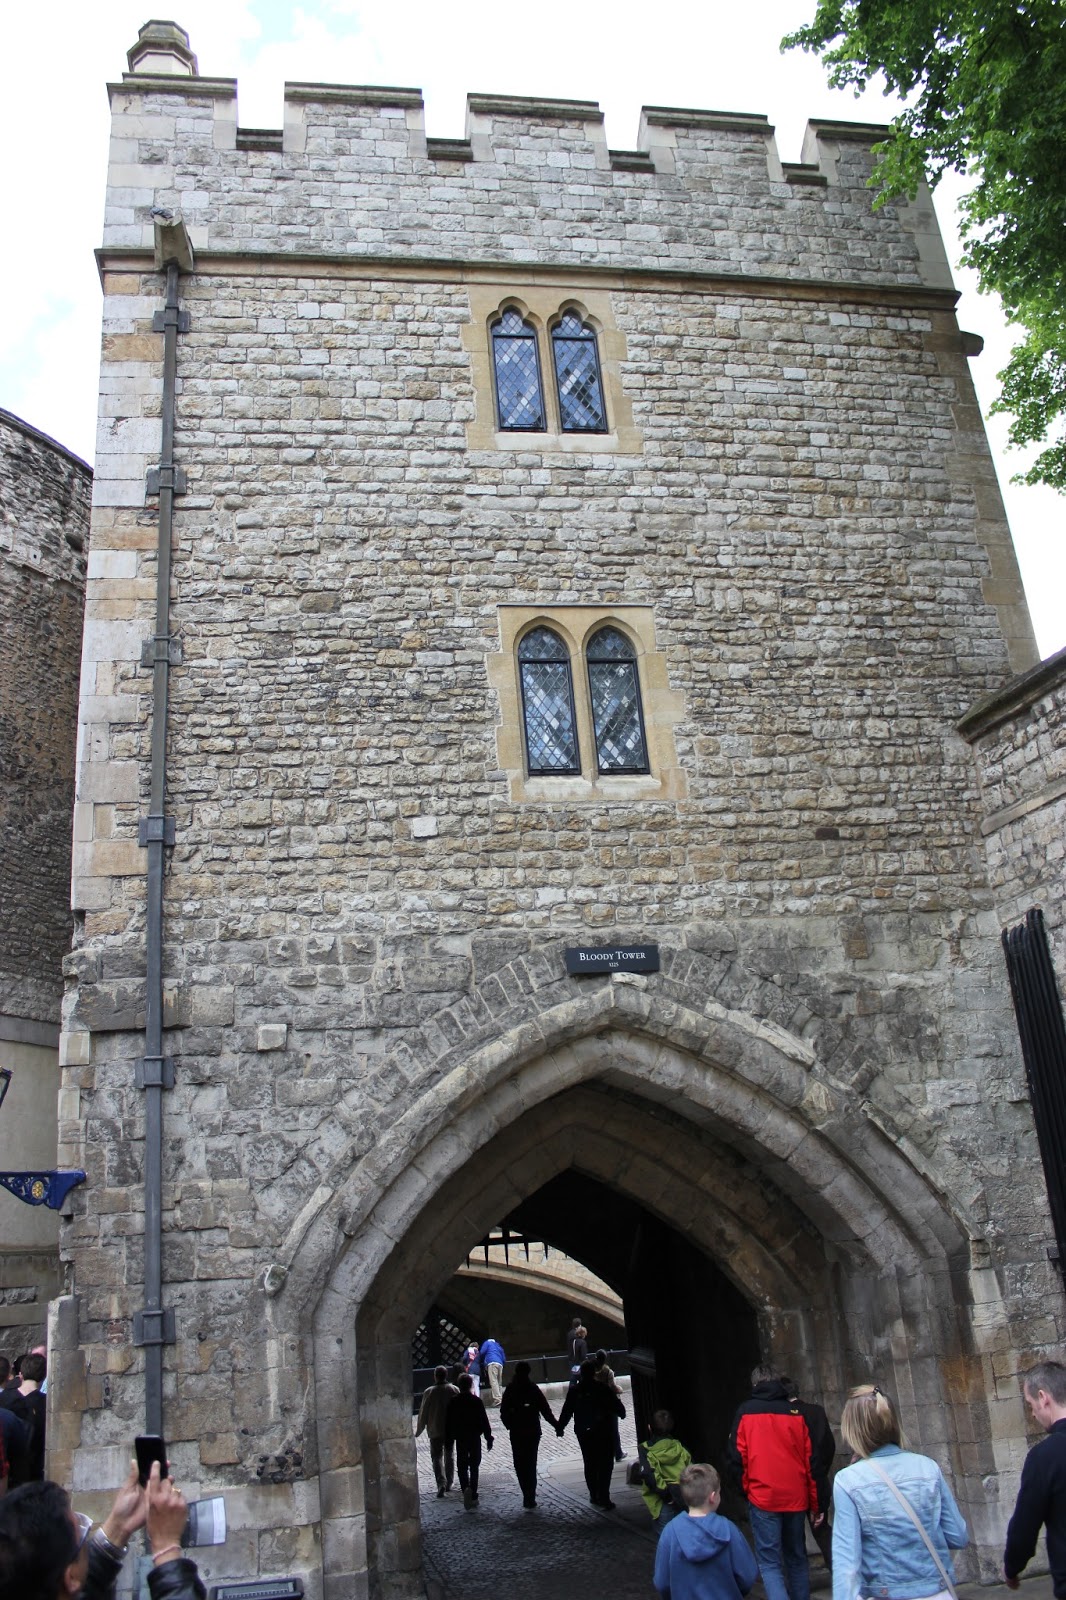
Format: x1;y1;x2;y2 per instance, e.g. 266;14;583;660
0;1457;204;1599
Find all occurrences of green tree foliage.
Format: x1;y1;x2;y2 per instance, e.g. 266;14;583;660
784;1;1066;491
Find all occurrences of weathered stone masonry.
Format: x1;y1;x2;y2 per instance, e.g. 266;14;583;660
0;406;90;1355
54;22;1063;1599
962;646;1066;947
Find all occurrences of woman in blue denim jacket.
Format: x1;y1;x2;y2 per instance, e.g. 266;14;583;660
832;1385;969;1600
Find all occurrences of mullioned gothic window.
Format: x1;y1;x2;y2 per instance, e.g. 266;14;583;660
490;305;607;434
517;623;648;778
586;626;649;773
551;311;607;432
492;309;546;431
518;626;580;774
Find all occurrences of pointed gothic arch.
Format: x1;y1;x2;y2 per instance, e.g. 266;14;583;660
246;965;997;1598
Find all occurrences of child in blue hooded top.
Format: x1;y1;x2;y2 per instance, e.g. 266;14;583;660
654;1462;759;1600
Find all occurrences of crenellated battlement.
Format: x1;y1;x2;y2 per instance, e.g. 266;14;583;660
101;26;952;290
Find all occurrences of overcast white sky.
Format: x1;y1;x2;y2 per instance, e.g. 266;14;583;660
2;1;1061;655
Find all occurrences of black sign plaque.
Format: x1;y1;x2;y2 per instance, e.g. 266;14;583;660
565;944;660;976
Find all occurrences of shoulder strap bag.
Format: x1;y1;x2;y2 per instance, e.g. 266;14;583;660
863;1458;958;1600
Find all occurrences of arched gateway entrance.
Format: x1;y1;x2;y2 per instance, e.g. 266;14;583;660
277;980;991;1600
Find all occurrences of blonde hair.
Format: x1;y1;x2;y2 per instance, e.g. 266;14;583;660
840;1384;902;1458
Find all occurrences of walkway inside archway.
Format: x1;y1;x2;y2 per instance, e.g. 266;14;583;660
413;1169;763;1595
500;1171;760;1475
417;1416;658;1600
338;1051;971;1600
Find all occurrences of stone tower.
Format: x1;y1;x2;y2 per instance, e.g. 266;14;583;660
54;19;1063;1599
0;407;90;1357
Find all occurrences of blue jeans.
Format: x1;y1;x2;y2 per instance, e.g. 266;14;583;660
655;1501;681;1538
749;1506;811;1600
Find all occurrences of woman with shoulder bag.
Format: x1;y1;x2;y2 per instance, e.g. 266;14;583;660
832;1384;968;1600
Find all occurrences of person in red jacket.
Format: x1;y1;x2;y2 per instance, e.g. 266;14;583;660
726;1366;823;1600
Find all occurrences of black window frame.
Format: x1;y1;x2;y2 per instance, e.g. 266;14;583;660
491;308;547;433
551;309;608;434
585;626;650;776
518;626;581;777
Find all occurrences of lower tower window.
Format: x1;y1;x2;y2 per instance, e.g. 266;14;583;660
518;626;580;775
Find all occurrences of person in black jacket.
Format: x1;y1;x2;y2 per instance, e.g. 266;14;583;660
559;1359;626;1510
568;1324;589;1384
779;1375;836;1569
0;1350;47;1483
0;1458;205;1600
0;1402;29;1488
500;1361;560;1509
446;1372;494;1509
1005;1360;1066;1596
565;1317;583;1361
725;1366;822;1600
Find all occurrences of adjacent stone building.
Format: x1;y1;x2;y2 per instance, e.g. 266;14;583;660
0;406;91;1354
962;646;1066;944
54;21;1064;1600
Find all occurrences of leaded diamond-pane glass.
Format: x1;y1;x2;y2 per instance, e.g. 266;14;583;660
587;628;648;773
588;626;635;661
493;309;546;431
552;311;607;432
519;628;579;774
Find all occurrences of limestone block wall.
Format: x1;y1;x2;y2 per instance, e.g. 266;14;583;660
53;31;1062;1598
70;265;1034;933
961;648;1066;948
0;407;91;1026
0;407;90;1345
58;263;1059;1561
102;73;952;290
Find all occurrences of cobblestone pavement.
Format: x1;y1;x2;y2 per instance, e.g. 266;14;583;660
417;1416;658;1599
415;1412;1059;1600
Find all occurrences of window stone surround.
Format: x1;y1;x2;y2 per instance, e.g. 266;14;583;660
488;603;686;803
462;284;642;453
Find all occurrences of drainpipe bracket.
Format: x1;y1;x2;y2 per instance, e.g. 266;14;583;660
133;1308;176;1348
140;635;184;668
152;307;191;335
146;465;187;496
135;1056;176;1090
139;815;176;847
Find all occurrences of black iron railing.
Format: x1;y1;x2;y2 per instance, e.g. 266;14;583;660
1003;908;1066;1266
412;1349;631;1410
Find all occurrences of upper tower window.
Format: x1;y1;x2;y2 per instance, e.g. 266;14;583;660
552;310;607;432
492;309;546;431
463;287;639;453
586;626;649;774
518;626;580;775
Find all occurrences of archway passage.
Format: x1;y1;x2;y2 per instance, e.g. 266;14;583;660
349;1082;849;1599
411;1170;760;1598
308;1012;975;1600
501;1171;760;1481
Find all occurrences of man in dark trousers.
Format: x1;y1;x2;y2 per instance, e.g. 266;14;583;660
726;1365;822;1600
1005;1360;1066;1594
446;1372;493;1509
778;1374;835;1570
559;1358;626;1510
500;1361;559;1509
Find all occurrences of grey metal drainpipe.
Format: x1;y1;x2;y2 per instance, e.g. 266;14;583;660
133;216;194;1433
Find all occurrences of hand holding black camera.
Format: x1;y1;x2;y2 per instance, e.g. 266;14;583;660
146;1460;190;1566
